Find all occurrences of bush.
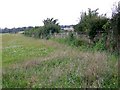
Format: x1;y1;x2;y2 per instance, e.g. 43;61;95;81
93;33;107;51
24;18;60;39
74;8;108;43
64;32;86;47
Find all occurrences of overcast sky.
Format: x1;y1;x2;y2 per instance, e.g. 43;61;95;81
0;0;119;28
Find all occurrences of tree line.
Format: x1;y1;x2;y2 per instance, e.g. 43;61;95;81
24;2;120;54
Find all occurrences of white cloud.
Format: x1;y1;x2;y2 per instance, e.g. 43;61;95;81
0;0;119;28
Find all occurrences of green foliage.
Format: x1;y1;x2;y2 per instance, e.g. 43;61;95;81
89;17;108;41
52;32;88;48
24;18;60;39
3;34;118;88
3;2;120;88
74;8;99;33
102;20;111;32
43;18;60;38
74;8;108;42
110;2;120;53
101;73;118;88
93;33;107;51
24;28;34;37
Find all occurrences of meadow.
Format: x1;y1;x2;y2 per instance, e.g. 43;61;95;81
2;33;118;88
0;34;2;89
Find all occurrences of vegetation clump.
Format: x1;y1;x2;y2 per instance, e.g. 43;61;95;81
24;18;60;39
2;2;119;88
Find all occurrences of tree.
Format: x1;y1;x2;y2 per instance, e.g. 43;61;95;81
110;1;120;53
24;18;60;39
74;8;108;42
43;18;59;25
43;18;60;35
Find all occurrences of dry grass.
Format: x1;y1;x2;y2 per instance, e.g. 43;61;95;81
9;43;116;87
2;34;118;88
0;34;2;89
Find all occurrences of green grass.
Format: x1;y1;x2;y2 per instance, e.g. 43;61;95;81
2;34;118;88
2;34;54;67
0;34;2;89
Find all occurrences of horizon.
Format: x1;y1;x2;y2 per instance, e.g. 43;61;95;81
0;0;119;29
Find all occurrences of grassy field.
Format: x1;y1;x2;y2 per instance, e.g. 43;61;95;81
0;34;2;89
2;34;118;88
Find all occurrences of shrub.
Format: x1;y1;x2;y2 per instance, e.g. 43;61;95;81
24;18;60;39
93;33;107;51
